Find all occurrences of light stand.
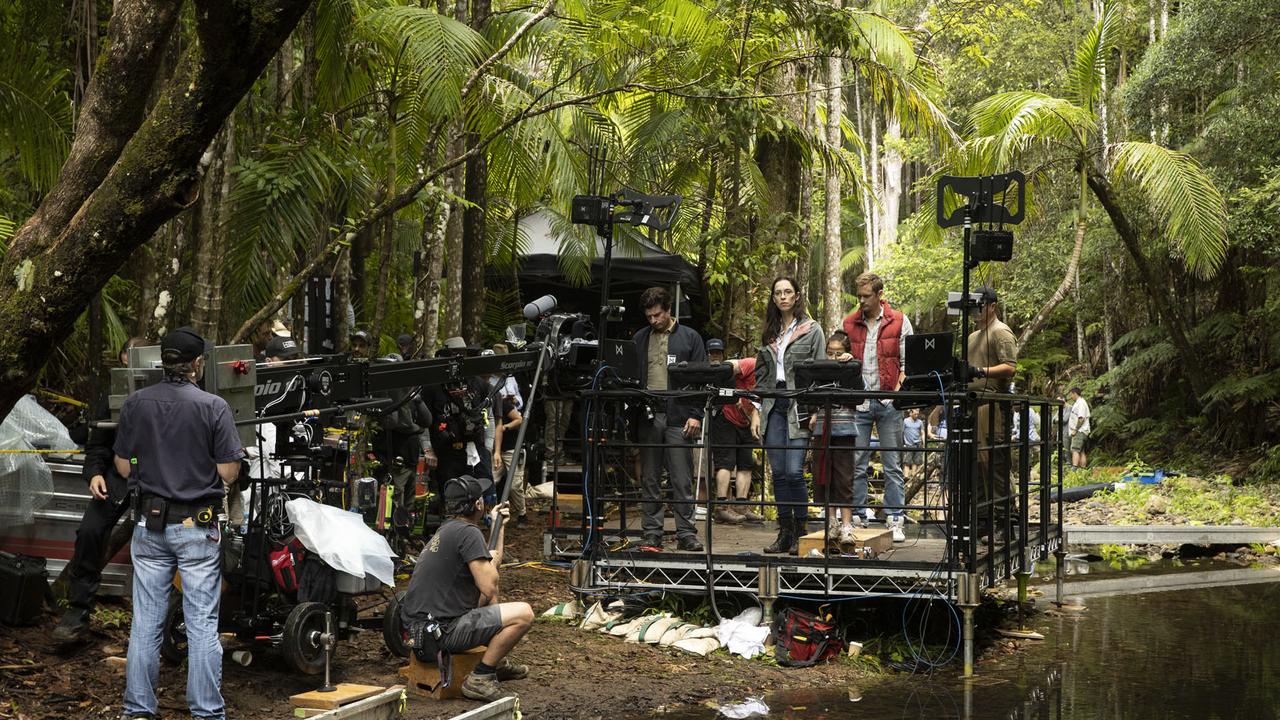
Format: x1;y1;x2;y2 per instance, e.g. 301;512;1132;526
935;171;1024;678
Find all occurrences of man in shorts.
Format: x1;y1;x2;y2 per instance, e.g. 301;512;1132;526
401;475;533;702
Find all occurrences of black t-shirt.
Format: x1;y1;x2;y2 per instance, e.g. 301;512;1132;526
402;518;491;623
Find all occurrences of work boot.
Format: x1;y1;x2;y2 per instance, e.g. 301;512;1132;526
461;671;507;702
495;657;529;681
676;535;704;552
52;608;91;644
713;506;742;524
763;521;793;554
839;522;856;547
787;519;804;555
736;505;766;523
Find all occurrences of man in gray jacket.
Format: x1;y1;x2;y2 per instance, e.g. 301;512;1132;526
633;287;707;552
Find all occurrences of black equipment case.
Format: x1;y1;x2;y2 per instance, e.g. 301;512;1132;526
0;551;48;626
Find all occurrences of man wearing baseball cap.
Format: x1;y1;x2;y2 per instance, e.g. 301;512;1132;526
263;334;303;361
966;286;1018;537
113;327;244;720
401;476;533;702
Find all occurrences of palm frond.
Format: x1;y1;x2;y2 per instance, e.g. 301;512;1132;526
968;92;1094;162
1109;141;1228;277
1068;0;1120;111
0;42;72;191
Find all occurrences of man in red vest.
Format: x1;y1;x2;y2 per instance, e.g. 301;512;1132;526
842;272;914;542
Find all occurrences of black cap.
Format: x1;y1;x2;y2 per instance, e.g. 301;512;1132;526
706;338;725;352
160;326;212;363
396;333;414;349
443;474;494;508
264;335;302;360
976;286;999;306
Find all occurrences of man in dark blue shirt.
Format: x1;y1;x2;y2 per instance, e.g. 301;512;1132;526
113;327;243;720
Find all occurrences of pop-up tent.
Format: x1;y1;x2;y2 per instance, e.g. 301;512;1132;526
493;209;704;329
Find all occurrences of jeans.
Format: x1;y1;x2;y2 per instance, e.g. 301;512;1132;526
124;523;224;720
639;413;697;541
764;403;809;523
853;402;905;518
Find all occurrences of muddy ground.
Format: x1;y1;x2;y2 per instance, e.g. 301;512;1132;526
0;513;883;720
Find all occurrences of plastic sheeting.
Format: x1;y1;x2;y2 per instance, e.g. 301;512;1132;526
0;395;73;524
285;498;397;588
715;608;769;659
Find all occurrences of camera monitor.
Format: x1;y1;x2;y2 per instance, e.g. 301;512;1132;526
793;359;864;390
904;332;954;378
600;338;640;384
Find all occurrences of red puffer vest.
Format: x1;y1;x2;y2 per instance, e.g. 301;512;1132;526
843;301;905;392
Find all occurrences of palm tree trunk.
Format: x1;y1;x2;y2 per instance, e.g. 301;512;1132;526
1074;263;1085;365
1087;172;1208;401
460;0;491;345
442;130;465;339
822;42;844;332
878;114;903;253
1016;169;1088;353
371;94;399;349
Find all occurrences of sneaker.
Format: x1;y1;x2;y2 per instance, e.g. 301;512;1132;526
737;507;766;523
839;522;856;546
495;657;529;681
52;609;90;644
850;513;865;529
461;671;507;702
676;536;704;552
713;507;743;524
864;508;877;524
887;516;906;543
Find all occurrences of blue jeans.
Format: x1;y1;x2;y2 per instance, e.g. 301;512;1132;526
853;402;906;518
765;403;809;523
124;523;224;719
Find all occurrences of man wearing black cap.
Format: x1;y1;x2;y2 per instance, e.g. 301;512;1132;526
351;329;372;359
966;287;1018;535
396;333;417;360
113;327;244;720
401;476;533;702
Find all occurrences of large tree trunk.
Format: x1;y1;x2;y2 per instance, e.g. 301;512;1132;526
878;114;903;256
191;122;233;340
0;0;313;417
442;131;466;340
370;98;400;349
417;188;448;356
460;0;491;345
822;44;844;332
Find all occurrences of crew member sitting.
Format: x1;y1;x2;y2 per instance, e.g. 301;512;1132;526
400;475;533;702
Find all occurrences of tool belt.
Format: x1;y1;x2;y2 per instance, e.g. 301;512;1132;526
135;492;220;531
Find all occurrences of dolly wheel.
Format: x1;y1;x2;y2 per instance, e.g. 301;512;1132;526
282;602;330;675
160;594;188;664
383;591;410;658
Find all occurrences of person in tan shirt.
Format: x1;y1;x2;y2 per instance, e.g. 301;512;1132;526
965;286;1018;537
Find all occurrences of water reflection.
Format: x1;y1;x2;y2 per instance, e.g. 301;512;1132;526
656;580;1280;719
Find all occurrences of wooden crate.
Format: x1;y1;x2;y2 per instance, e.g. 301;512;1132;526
399;646;486;700
290;684;387;711
797;527;892;558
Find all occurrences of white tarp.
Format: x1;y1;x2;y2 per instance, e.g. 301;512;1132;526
285;498;397;587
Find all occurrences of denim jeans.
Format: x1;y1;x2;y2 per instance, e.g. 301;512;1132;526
853;402;906;518
124;522;224;720
765;403;809;523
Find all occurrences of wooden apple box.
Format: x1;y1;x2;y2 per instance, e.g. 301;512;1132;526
797;527;892;558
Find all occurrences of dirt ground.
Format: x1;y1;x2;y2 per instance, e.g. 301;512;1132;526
0;513;880;720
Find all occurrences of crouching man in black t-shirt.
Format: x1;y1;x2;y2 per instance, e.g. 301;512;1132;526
401;475;533;702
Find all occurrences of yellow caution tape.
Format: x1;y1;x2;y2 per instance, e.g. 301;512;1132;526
0;448;82;454
35;388;88;408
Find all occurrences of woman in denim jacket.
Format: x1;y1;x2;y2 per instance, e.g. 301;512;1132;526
752;276;826;554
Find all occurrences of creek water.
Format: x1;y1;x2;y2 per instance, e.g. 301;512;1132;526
663;562;1280;719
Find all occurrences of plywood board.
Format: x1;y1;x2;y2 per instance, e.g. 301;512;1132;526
290;683;386;710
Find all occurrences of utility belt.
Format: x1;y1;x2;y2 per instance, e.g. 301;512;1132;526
134;492;221;532
408;614;459;686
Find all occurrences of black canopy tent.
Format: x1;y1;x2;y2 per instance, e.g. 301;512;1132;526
490;210;706;335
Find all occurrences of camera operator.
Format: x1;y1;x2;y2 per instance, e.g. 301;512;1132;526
52;337;147;644
634;287;706;552
424;338;494;496
965;286;1019;535
113;327;244;720
401;475;532;703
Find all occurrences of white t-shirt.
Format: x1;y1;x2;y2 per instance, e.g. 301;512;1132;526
774;318;799;384
1069;396;1091;435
